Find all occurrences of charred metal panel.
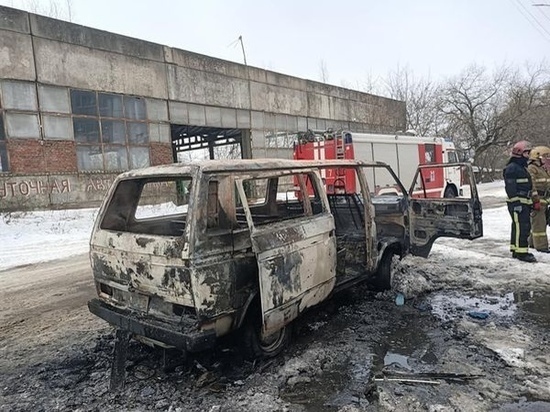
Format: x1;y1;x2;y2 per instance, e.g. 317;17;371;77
409;198;483;258
334;234;367;280
249;215;337;336
90;230;194;307
188;255;236;326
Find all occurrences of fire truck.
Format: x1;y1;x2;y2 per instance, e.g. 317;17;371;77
293;130;463;198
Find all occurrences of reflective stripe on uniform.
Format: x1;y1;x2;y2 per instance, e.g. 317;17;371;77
515;247;529;253
532;232;547;237
514;211;521;250
516;178;529;183
535;178;550;182
506;197;533;205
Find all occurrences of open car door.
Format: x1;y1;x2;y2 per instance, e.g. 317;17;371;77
235;170;337;338
408;163;483;257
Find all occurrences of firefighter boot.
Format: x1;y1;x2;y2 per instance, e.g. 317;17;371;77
512;252;537;263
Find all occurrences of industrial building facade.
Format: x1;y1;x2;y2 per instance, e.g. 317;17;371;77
0;5;406;210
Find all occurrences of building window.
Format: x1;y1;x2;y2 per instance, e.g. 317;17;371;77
71;89;150;171
1;80;38;111
0;114;8;172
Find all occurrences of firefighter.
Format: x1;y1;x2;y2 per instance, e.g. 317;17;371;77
503;140;537;262
527;146;550;252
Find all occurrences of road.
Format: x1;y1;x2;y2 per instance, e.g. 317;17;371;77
0;254;105;371
1;208;550;411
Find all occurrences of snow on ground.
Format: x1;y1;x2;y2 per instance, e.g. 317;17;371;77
1;180;550;295
0;208;98;271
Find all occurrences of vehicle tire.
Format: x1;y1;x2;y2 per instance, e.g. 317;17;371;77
444;186;458;198
369;250;397;291
241;312;291;360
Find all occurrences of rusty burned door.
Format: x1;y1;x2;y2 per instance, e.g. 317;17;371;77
235;170;337;337
408;163;483;257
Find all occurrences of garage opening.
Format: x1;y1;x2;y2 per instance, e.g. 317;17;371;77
171;124;246;162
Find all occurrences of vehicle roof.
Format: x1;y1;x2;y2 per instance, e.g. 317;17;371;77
118;158;389;178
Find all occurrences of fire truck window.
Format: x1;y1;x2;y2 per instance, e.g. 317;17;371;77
424;144;436;164
447;150;459;163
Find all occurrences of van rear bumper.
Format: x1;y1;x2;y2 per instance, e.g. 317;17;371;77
88;298;217;352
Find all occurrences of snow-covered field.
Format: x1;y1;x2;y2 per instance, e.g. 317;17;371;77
0;207;98;271
1;180;548;276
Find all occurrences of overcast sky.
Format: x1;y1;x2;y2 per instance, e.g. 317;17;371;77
3;0;550;88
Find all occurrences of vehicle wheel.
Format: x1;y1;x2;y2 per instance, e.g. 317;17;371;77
444;187;458;198
241;314;291;360
370;251;397;291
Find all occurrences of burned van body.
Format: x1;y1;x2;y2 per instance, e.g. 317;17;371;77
88;159;482;359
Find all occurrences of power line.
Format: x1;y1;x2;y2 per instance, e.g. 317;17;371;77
531;0;550;23
516;0;550;38
508;0;550;43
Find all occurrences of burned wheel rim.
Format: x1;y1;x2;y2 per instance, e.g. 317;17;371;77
258;327;287;354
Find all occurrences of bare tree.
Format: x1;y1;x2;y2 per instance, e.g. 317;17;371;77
10;0;74;21
499;61;550;147
356;71;383;95
439;62;550;170
382;65;442;136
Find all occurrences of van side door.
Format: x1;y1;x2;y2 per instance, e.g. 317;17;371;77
408;163;483;257
235;170;337;337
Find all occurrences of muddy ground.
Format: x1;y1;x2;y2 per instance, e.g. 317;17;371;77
2;207;550;411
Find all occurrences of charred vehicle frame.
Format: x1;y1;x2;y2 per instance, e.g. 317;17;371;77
88;159;482;367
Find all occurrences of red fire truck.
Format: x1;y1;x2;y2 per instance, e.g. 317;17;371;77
294;130;463;198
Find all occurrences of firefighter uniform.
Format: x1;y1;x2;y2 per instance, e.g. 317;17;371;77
527;146;550;252
503;141;536;262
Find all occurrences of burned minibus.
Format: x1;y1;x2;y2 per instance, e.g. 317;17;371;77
88;159;482;360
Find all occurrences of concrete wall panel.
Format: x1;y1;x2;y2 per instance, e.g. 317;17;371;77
146;98;168;121
188;104;206;126
0;30;35;81
249;82;306;115
347;101;372;124
29;14;164;62
236;109;250;129
34;38;168;98
306;93;331;119
307;80;350;100
221;108;237;128
0;6;29;33
168;48;247;79
168;65;250;109
168;101;189;124
247;67;267;84
265;70;307;91
205;106;222;127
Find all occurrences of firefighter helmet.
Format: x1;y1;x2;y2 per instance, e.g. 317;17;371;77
529;145;550;161
511;140;532;158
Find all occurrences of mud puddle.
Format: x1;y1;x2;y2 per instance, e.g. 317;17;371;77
429;290;550;326
280;294;441;411
513;291;550;327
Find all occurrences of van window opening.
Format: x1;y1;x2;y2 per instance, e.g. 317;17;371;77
237;172;323;226
100;177;192;236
